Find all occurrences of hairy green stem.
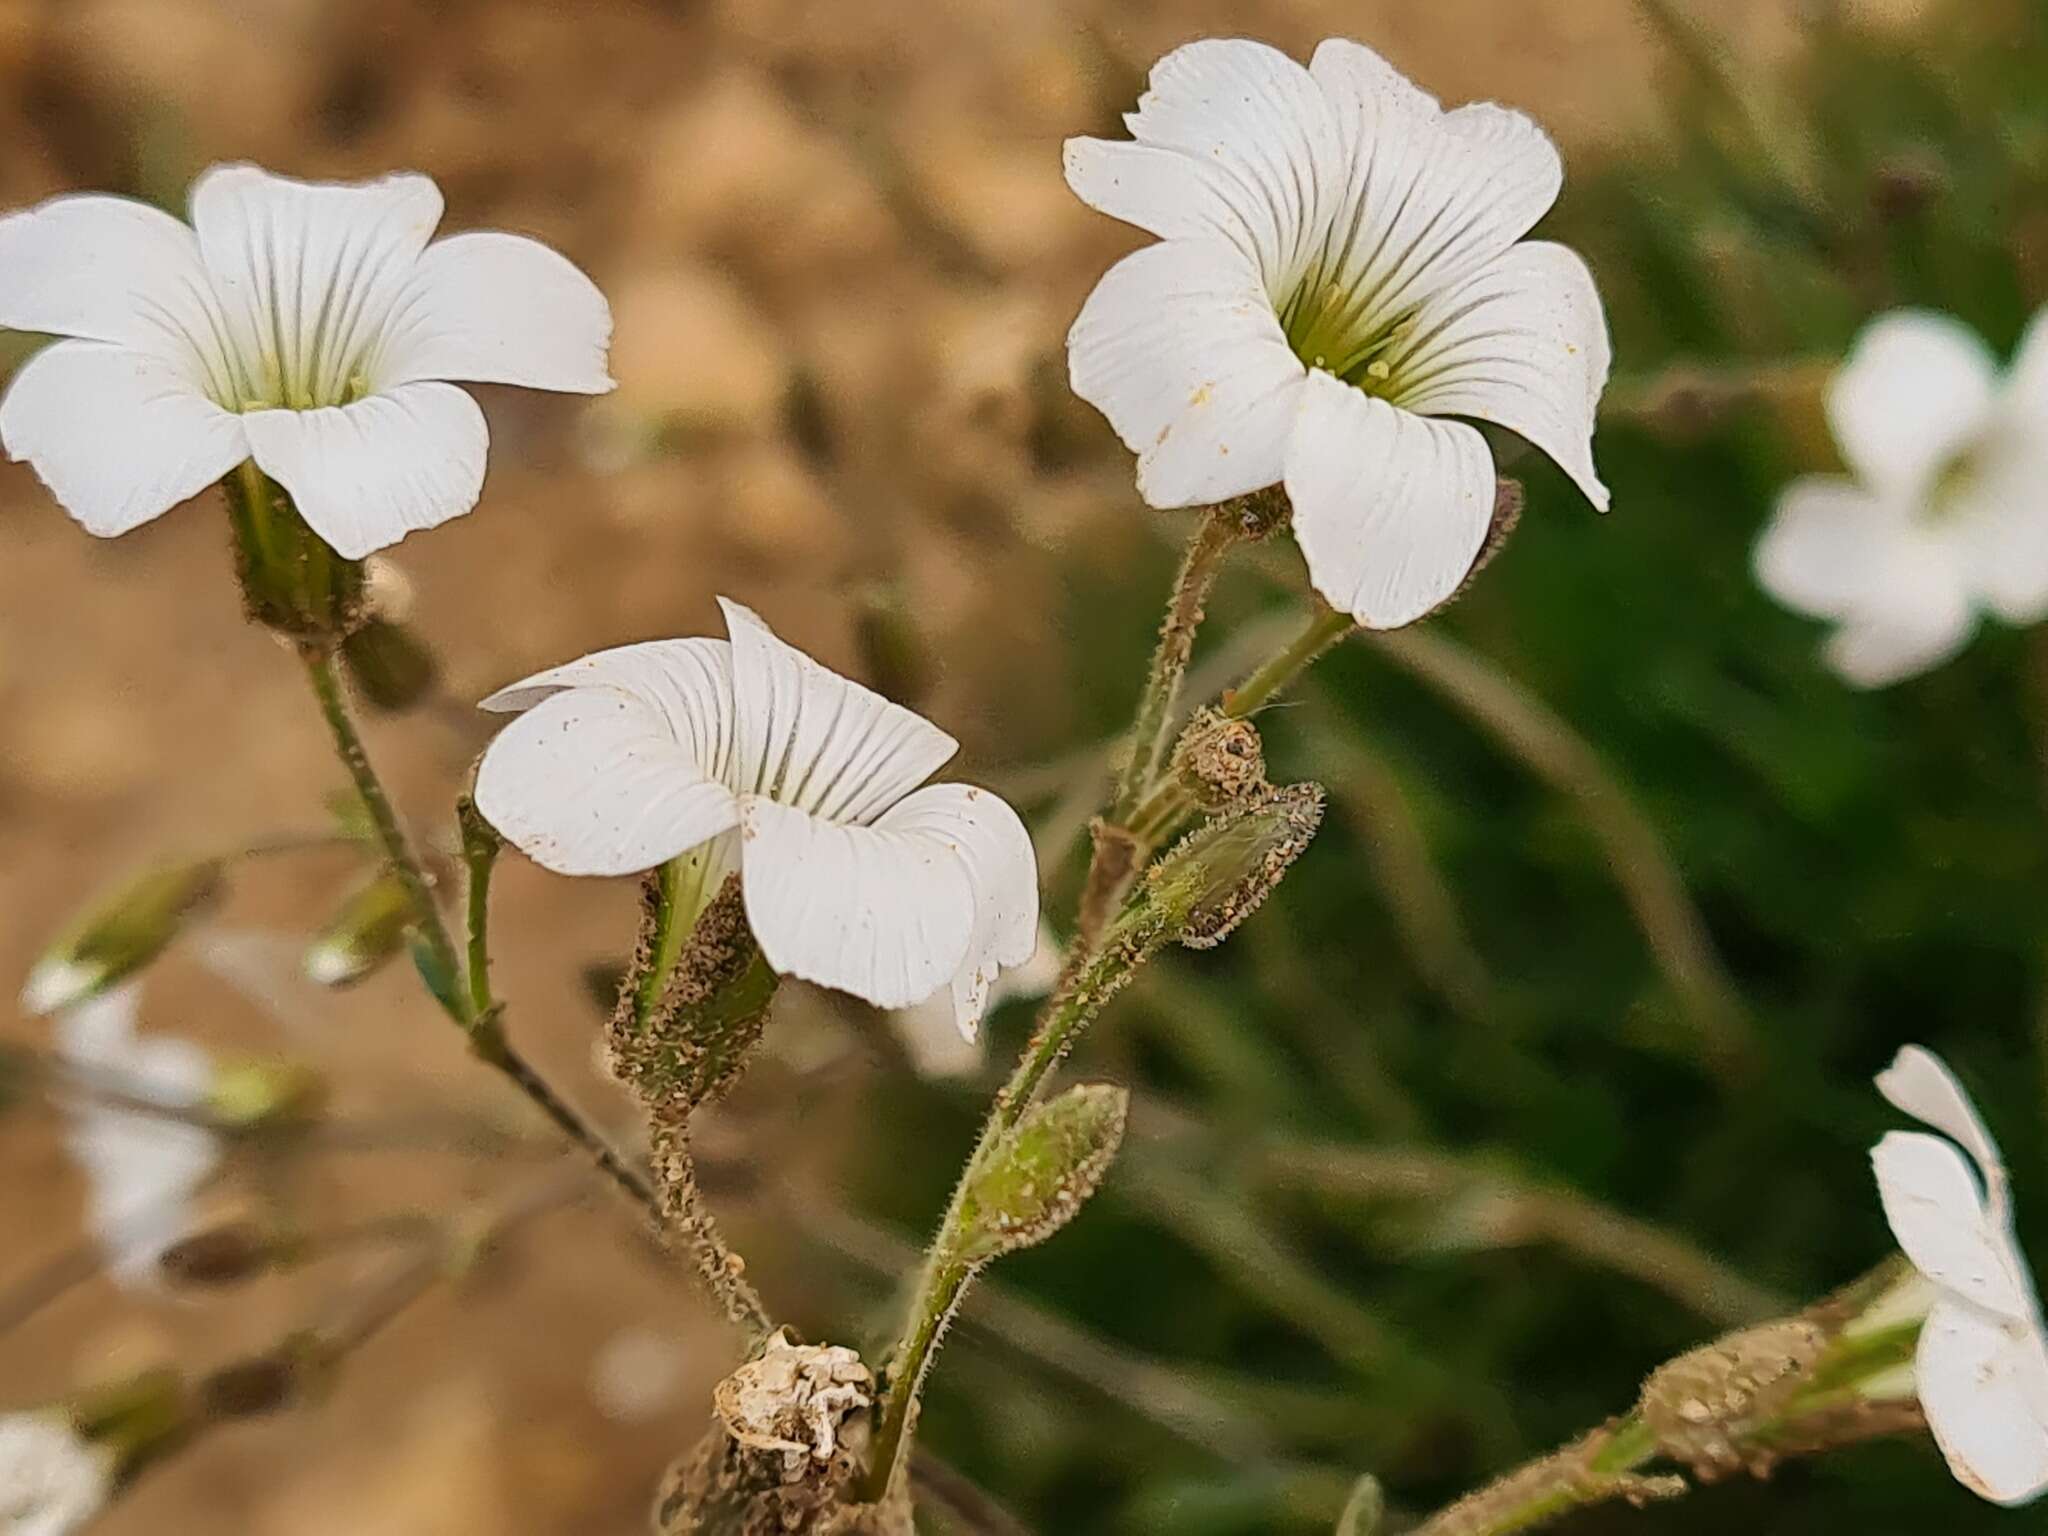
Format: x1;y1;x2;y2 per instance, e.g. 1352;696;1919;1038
1112;508;1243;824
458;797;500;1025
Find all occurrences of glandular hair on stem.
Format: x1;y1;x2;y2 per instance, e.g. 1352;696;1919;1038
1159;781;1326;950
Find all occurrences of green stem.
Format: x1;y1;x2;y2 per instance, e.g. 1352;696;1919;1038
458;797;500;1024
1111;508;1243;824
637;858;690;1030
1126;601;1355;844
298;644;466;1024
866;909;1175;1501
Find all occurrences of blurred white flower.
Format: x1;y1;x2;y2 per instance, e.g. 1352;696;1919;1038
474;598;1039;1039
0;1414;111;1536
1871;1044;2048;1505
55;984;221;1288
890;921;1062;1078
1064;37;1611;628
0;163;614;558
1756;311;2048;687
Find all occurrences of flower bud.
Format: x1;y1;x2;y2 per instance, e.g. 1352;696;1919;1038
340;618;439;713
303;871;414;988
158;1221;283;1289
221;465;367;642
1172;708;1268;810
951;1083;1128;1267
1336;1474;1384;1536
1142;783;1325;951
205;1059;327;1132
21;860;226;1015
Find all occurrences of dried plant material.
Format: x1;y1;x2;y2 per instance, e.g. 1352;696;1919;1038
714;1332;873;1473
1640;1318;1828;1479
1171;709;1268;810
952;1085;1129;1266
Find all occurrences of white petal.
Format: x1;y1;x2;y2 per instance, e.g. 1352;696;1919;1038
1067;238;1305;507
1944;442;2048;625
0;193;234;392
1877;1046;2011;1222
1916;1298;2048;1507
2000;305;2048;419
474;685;739;877
1828;311;1997;500
1107;38;1343;281
480;637;737;786
719;597;956;821
1284;369;1497;628
1305;42;1563;327
189;164;444;409
1822;580;1975;689
0;1414;113;1536
375;232;615;395
738;795;975;1010
1872;1131;2031;1321
877;783;1041;1040
243;381;486;558
1753;478;1904;620
1387;242;1611;510
0;340;248;536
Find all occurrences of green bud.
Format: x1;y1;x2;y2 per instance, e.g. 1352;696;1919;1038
951;1084;1128;1267
303;871;414;988
340;618;439;713
1336;1474;1384;1536
1141;782;1325;951
206;1058;327;1132
21;860;226;1015
220;464;366;642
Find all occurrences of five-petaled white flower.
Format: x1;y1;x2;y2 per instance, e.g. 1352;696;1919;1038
1063;37;1611;629
0;162;614;558
1756;311;2048;688
55;984;221;1289
1872;1044;2048;1506
474;599;1040;1040
0;1414;112;1536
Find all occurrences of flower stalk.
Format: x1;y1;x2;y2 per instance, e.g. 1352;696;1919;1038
224;465;366;643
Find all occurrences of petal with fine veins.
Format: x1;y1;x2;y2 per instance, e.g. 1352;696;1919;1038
738;796;975;1011
1388;241;1611;509
879;783;1041;1040
1109;38;1343;282
376;231;615;395
1068;238;1304;508
0;194;234;391
1285;370;1497;629
1828;311;1997;502
720;597;956;821
190;164;444;407
474;684;740;877
243;381;487;559
481;638;737;786
0;340;249;536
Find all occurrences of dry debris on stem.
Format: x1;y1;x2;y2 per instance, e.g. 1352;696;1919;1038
655;1333;911;1536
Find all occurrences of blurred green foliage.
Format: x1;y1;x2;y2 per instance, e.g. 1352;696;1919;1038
829;1;2048;1531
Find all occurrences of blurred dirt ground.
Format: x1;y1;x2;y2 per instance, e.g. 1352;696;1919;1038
0;0;1906;1531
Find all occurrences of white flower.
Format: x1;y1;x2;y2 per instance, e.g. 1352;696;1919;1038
1755;311;2048;688
0;1414;112;1536
0;163;614;558
1871;1044;2048;1505
473;598;1040;1040
55;984;221;1288
890;921;1063;1078
1063;37;1611;629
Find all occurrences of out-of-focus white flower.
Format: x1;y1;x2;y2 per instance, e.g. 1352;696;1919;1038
474;599;1040;1040
1063;37;1610;628
0;163;614;558
1756;311;2048;687
588;1326;692;1424
1872;1044;2048;1505
54;984;221;1288
890;921;1062;1078
0;1414;112;1536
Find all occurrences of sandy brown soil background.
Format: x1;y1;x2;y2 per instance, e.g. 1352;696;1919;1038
0;0;1925;1530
